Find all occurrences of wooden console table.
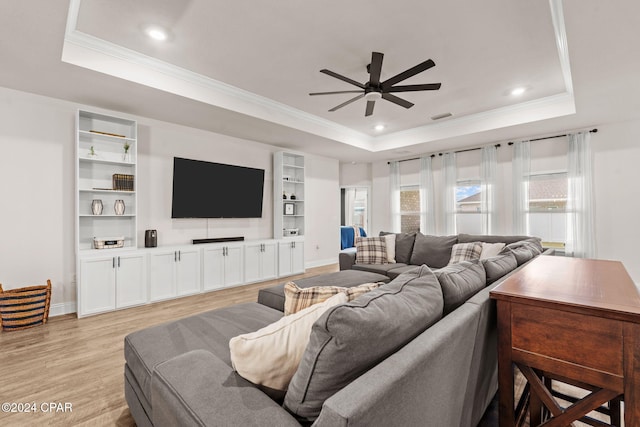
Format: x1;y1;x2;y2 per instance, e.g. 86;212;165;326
490;256;640;426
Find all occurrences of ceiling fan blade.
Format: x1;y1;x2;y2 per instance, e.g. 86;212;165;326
365;100;375;117
368;52;384;86
386;83;442;93
329;93;365;112
381;59;436;89
320;69;366;89
382;93;414;109
309;90;363;96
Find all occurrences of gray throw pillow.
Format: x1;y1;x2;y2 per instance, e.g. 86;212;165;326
482;252;518;285
410;233;458;269
283;265;443;422
379;231;416;264
434;259;486;315
457;233;533;245
500;240;539;265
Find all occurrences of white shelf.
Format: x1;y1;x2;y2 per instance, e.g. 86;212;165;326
79;214;136;218
78;130;136;142
283;179;304;184
283;164;304;169
80;189;136;194
274;151;305;238
79;156;135;166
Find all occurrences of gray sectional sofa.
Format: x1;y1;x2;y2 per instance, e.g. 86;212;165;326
124;233;551;427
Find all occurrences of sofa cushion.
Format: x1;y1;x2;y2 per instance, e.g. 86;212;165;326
229;293;347;392
380;231;416;264
355;236;388;264
351;262;408;276
448;242;483;265
410;233;458;269
283;281;381;315
457;233;532;245
500;241;535;265
386;265;420;280
283;265;444;422
257;270;390;312
124;302;282;404
435;259;486;315
383;233;396;262
482;252;518;284
480;242;506;259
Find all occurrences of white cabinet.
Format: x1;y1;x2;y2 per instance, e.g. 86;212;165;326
78;252;146;317
149;248;201;301
203;244;244;291
245;241;278;284
274;151;305;238
279;239;305;277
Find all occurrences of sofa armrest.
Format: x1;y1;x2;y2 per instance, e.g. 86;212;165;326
151;350;299;427
338;249;357;270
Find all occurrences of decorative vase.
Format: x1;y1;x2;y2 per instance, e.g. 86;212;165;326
91;199;103;215
114;199;125;215
290;194;297;200
122;152;130;162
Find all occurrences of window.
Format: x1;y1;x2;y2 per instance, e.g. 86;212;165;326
528;172;567;249
400;186;421;233
341;187;369;231
455;180;482;234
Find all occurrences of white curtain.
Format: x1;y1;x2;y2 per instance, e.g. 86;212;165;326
343;189;356;226
512;141;530;235
389;161;401;233
480;146;498;234
443;152;457;235
566;132;596;258
419;156;436;235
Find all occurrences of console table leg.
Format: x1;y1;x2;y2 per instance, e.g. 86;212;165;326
497;301;514;426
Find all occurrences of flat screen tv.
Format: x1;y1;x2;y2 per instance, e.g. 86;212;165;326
171;157;265;218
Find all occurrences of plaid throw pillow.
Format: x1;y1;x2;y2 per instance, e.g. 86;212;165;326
284;282;382;315
355;236;388;264
448;242;482;265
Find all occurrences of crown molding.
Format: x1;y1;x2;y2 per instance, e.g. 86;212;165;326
62;0;575;153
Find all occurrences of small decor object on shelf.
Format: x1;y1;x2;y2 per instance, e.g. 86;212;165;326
114;199;126;215
0;280;52;331
112;174;134;191
91;199;103;215
123;142;131;162
283;192;288;199
290;194;297;200
93;236;125;249
88;146;97;158
284;202;295;215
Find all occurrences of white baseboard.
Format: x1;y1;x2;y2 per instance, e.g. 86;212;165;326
305;257;338;269
49;302;77;317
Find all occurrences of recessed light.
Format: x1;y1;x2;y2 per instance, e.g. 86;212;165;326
374;124;385;132
146;27;168;41
510;87;526;96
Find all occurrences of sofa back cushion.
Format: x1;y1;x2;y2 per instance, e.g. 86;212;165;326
410;233;458;268
283;265;443;422
482;252;518;285
435;259;486;315
380;231;416;264
499;238;542;265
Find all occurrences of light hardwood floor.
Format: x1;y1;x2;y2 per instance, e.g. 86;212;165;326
0;264;338;427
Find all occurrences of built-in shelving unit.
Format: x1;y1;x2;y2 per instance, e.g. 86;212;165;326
274;151;305;239
75;110;137;253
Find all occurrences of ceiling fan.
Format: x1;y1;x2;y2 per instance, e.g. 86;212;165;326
310;52;441;117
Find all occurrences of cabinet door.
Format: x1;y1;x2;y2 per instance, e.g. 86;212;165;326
244;244;262;284
79;257;116;317
203;247;226;291
278;242;293;277
149;251;177;301
176;249;201;296
115;253;147;308
224;246;244;287
261;242;278;281
291;241;305;275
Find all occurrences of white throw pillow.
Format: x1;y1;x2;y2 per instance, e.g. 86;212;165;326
480;242;506;259
383;234;396;263
229;292;347;391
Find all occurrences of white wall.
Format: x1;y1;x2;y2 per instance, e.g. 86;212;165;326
0;87;340;314
363;120;640;284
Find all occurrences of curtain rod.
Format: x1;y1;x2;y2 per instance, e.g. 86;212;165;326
506;128;598;145
387;128;598;164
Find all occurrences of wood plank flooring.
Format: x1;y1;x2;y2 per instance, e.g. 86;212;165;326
0;264;337;427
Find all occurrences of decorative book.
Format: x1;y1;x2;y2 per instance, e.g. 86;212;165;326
112;174;134;191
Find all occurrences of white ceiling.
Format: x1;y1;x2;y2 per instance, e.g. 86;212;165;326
2;1;640;162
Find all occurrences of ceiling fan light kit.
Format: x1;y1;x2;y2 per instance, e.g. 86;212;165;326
310;51;441;117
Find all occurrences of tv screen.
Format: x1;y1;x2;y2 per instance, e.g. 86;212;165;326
171;157;265;218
